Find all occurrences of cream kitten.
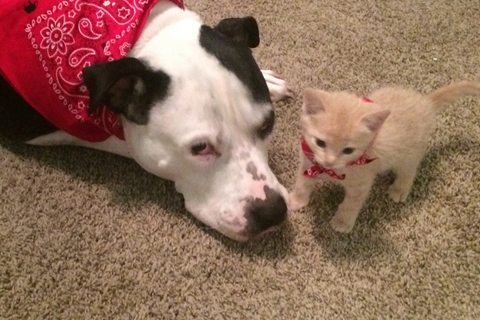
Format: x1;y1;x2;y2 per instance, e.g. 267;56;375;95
289;81;480;233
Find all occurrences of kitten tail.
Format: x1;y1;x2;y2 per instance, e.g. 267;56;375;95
428;81;480;109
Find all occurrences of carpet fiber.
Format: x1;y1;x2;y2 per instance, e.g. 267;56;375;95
1;1;480;319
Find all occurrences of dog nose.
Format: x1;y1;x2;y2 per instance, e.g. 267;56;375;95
245;187;288;234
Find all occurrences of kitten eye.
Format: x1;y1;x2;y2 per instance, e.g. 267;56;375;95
315;139;326;148
343;147;355;154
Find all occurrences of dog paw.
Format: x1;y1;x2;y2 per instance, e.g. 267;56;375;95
261;69;294;102
387;185;409;203
288;193;309;211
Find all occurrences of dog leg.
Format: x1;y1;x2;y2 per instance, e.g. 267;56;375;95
26;130;131;158
261;70;294;102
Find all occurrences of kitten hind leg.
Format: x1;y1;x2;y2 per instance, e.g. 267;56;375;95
388;160;420;202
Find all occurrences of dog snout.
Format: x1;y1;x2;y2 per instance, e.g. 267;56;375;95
245;187;288;235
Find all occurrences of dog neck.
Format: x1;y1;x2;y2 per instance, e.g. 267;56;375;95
130;1;199;56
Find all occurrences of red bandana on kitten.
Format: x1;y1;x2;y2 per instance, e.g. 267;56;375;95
289;81;480;233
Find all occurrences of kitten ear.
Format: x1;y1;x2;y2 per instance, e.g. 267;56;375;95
361;110;391;132
302;88;327;115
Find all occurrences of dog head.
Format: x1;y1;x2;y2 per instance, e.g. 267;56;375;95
83;14;288;241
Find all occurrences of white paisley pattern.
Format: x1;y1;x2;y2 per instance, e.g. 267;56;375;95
0;0;182;141
40;15;75;58
24;0;161;139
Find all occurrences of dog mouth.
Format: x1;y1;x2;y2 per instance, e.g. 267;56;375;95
217;228;250;242
218;223;282;242
184;187;288;242
256;225;281;238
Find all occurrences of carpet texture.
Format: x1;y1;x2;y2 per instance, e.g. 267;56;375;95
1;0;480;319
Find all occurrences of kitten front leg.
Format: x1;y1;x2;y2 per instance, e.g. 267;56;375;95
330;177;374;233
289;174;317;211
289;154;317;211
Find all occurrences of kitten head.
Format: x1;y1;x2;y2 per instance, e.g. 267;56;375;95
301;88;390;170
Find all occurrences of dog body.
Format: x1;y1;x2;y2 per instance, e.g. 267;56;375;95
0;1;292;241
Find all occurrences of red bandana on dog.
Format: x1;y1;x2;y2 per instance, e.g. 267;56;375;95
302;96;377;180
0;0;183;142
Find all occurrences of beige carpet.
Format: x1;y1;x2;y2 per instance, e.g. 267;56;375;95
1;0;480;319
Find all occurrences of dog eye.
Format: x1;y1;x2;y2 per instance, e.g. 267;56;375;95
257;110;274;139
191;142;215;156
315;139;326;148
343;147;355;154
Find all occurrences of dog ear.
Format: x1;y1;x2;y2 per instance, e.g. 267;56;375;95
213;16;260;48
82;57;170;125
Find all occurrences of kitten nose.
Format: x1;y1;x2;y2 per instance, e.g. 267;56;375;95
323;161;334;168
323;156;336;168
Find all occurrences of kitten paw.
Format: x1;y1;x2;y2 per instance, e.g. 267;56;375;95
288;193;309;211
330;215;355;233
388;185;409;203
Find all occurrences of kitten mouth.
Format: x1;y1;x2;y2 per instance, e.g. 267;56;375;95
321;163;342;170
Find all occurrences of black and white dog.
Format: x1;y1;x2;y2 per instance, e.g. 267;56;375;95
0;1;292;241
